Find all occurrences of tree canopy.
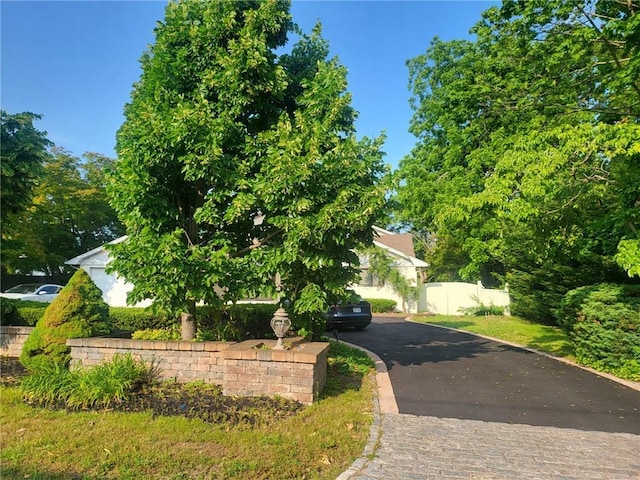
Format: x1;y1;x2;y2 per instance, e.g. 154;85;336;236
395;0;640;322
107;0;388;337
1;111;51;226
2;148;124;276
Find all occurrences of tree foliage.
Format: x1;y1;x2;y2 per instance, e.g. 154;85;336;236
107;0;388;337
556;283;640;381
0;110;51;225
396;0;640;322
360;246;417;313
2;148;124;276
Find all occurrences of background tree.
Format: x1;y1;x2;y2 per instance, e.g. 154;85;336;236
395;0;639;323
108;0;388;339
3;148;124;276
1;111;51;278
0;111;51;225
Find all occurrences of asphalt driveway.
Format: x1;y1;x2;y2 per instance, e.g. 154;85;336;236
336;316;640;434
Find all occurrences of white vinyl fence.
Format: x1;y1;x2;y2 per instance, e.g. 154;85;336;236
418;281;510;315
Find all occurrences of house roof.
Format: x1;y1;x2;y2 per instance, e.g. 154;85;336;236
375;232;416;258
65;236;127;266
65;228;429;268
372;226;428;268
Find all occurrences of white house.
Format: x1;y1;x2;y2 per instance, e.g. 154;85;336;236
65;237;151;308
353;226;429;313
65;227;429;312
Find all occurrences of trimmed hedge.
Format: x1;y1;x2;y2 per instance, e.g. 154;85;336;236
196;303;279;341
19;305;48;326
1;298;19;324
365;298;397;313
109;307;174;331
116;303;279;342
557;283;640;381
7;301;281;342
1;300;47;326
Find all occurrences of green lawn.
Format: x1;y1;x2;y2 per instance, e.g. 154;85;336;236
0;341;375;480
414;314;576;361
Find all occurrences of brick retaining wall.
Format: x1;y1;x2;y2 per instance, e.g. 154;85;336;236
222;340;329;404
0;327;329;404
66;337;233;385
66;337;329;404
0;326;33;357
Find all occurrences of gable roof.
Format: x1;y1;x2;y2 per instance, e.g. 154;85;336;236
374;230;416;258
65;236;126;266
372;226;428;268
66;228;429;268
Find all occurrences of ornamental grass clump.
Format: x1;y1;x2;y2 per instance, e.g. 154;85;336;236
21;354;152;409
20;269;112;371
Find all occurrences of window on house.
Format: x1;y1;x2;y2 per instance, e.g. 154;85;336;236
358;269;373;287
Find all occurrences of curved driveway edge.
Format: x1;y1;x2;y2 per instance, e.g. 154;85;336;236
339;340;399;414
335;341;397;480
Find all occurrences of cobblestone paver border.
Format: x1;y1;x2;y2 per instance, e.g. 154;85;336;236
349;414;640;480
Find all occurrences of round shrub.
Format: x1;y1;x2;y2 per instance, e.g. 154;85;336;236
20;269;112;371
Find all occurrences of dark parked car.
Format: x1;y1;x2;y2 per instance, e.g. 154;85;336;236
325;292;372;331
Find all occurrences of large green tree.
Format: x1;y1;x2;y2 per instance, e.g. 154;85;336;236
0;111;51;225
3;148;124;276
396;0;639;322
107;0;388;338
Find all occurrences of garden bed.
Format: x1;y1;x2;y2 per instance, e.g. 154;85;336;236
1;356;303;425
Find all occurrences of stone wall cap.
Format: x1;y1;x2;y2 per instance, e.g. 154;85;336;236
0;326;34;333
222;339;329;363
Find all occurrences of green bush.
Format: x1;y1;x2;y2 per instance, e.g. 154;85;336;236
112;303;278;341
198;303;279;341
460;304;505;316
21;353;152;409
128;303;279;342
109;307;174;331
1;298;19;324
20;269;112;371
1;300;47;326
507;268;571;324
365;298;397;313
557;283;640;381
18;304;48;326
132;325;182;341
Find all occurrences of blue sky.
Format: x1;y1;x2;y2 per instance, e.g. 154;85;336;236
1;1;495;171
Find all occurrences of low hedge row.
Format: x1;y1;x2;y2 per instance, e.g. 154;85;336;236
1;299;48;326
3;300;279;343
365;298;397;313
112;303;279;342
557;283;640;381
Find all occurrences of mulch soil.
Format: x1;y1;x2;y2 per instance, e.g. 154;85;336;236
1;356;304;426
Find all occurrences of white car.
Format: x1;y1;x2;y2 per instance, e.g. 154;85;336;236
0;283;64;303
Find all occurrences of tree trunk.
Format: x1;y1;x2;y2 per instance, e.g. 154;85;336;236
181;302;197;340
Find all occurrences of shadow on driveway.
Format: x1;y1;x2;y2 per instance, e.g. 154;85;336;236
337;316;640;434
